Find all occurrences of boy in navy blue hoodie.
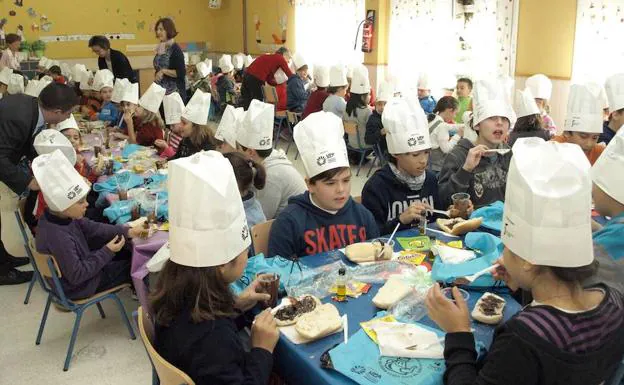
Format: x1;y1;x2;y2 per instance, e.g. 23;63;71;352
268;111;378;258
286;52;310;113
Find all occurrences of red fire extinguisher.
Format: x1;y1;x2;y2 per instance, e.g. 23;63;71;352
361;10;375;53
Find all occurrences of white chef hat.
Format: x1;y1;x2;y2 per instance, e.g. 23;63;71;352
515;88;541;119
233;53;245;70
525;74;552;100
56;114;80;133
564;84;603;134
92;69;114;91
350;64;370;95
586;82;610;110
164;151;251;267
183;52;190;66
274;68;289;85
7;74;24;95
32;150;89;212
78;70;94;91
204;58;213;71
294;111;349;178
163;92;185;125
418;73;430;90
216;104;244;149
0;67;13;85
121;83;140;105
244;55;254;68
292;52;308;71
35;78;53;97
376;81;394;103
592;130;624;205
238;99;274;150
49;60;60;69
503;138;593;267
111;78;130;104
34;129;77;166
38;57;49;68
219;54;234;73
382;97;431;155
60;63;72;79
72;64;87;82
196;61;211;79
181;89;211;125
139;83;166;114
314;64;330;88
25;79;40;97
329;64;348;88
190;54;201;66
472;78;515;126
605;73;624;112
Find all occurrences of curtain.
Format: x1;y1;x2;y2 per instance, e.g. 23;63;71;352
572;0;624;84
294;0;365;66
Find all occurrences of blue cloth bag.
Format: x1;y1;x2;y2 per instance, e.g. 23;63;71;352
121;144;148;158
431;232;502;286
143;174;168;190
93;172;145;194
470;201;504;233
329;327;445;385
103;200;136;224
230;254;308;295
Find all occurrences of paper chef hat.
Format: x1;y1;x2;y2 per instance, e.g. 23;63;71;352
525;74;552;100
78;70;93;91
418;73;430;90
564;84;603;134
515;88;541;119
586;82;609;110
376;81;394;102
350;64;370;95
121;83;140;105
238;99;274;150
382;97;431;155
56;114;79;132
294;111;349;178
32;150;89;212
139;83;166;114
472;78;515;126
38;57;49;68
219;54;234;73
34;129;77;166
92;69;114;91
196;61;211;79
25;79;40;97
592;130;624;205
0;67;13;85
216;104;244;149
329;64;348;87
503;138;593;267
111;78;130;104
233;53;245;70
244;55;254;68
72;64;87;82
292;52;308;71
163;92;185;125
313;64;330;88
165;151;251;267
182;89;211;125
605;73;624;112
7;74;24;95
60;63;72;79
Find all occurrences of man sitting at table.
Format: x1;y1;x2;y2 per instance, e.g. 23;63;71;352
268;111;378;259
426;138;624;385
585;130;624;292
33;150;142;300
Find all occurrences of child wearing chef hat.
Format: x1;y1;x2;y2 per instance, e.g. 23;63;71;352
55;115;103;184
216;54;237;112
508;88;552;147
426;137;624;385
0;67;12;96
323;64;349;118
525;73;557;135
418;74;437;114
237;99;307;220
344;64;372;156
428;96;467;174
361;98;441;235
301;64;330;119
286;52;310;113
156;92;186;158
223;151;267;228
268;111;379;259
364;80;394;157
33;150;143;300
91;69;120;125
112;83;166;148
149;151;278;385
586;130;624;292
551;84;606;165
214;104;244;154
438;78;514;208
170;89;216;160
601;73;624;145
7;72;25;95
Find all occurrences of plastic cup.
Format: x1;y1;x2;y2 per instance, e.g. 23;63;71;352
442;287;470;302
118;189;128;201
451;192;471;219
257;272;280;308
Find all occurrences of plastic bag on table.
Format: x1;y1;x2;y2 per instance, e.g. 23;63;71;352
389;287;429;323
285;260;346;298
143;173;167;190
103;199;135;224
230;254;309;296
351;261;422;284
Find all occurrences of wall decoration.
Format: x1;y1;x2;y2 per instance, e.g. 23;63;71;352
9;10;16;16
41;22;51;32
136;21;146;30
14;0;22;7
27;7;36;17
30;22;38;32
254;13;287;45
16;24;23;40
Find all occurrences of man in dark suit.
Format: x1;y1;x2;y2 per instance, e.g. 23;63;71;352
88;35;136;83
0;83;78;285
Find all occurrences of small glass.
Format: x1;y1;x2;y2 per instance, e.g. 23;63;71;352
451;193;471;219
118;189;128;201
256;272;280;308
372;238;395;260
442;287;470;302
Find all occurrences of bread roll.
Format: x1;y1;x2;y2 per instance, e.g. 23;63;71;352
372;276;412;309
436;217;483;236
295;303;342;340
471;292;506;324
274;296;322;327
345;240;393;263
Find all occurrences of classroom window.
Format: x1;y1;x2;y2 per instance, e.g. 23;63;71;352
294;0;366;66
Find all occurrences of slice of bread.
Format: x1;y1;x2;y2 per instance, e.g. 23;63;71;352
471;292;506;325
295;303;342;340
372;276;412;309
436;217;483;236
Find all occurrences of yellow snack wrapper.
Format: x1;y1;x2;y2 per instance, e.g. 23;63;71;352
435;239;463;249
395;250;427;266
360;315;398;344
329;281;371;298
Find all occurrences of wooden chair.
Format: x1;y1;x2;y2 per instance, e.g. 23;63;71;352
353;196;362;204
262;85;288;146
14;210;39;305
284;111;301;158
343;121;377;176
31;243;136;371
138;306;196;385
251;220;275;257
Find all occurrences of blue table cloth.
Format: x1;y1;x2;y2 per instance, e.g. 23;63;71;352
274;227;521;385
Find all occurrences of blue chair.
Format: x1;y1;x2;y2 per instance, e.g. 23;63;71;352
29;240;136;371
343;121;377;176
606;358;624;385
367;143;387;177
14;210;39;305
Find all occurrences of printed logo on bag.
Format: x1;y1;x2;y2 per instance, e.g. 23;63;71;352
258;136;272;146
66;184;84;200
363;370;381;384
351;366;366;375
378;357;422;378
241;224;249;241
427;361;444;373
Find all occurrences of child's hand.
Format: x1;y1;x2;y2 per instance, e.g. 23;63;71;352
155;70;164;81
123;112;134;124
425;283;471;333
463;145;488;172
380;128;388;136
251;309;279;353
492;257;518;291
106;235;126;253
399;201;431;225
128;226;143;239
153;139;168;150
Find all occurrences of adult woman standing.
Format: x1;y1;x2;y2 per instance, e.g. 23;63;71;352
240;47;293;109
88;35;136;82
153;18;186;101
0;34;22;70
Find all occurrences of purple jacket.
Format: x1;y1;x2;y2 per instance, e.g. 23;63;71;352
35;210;129;300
